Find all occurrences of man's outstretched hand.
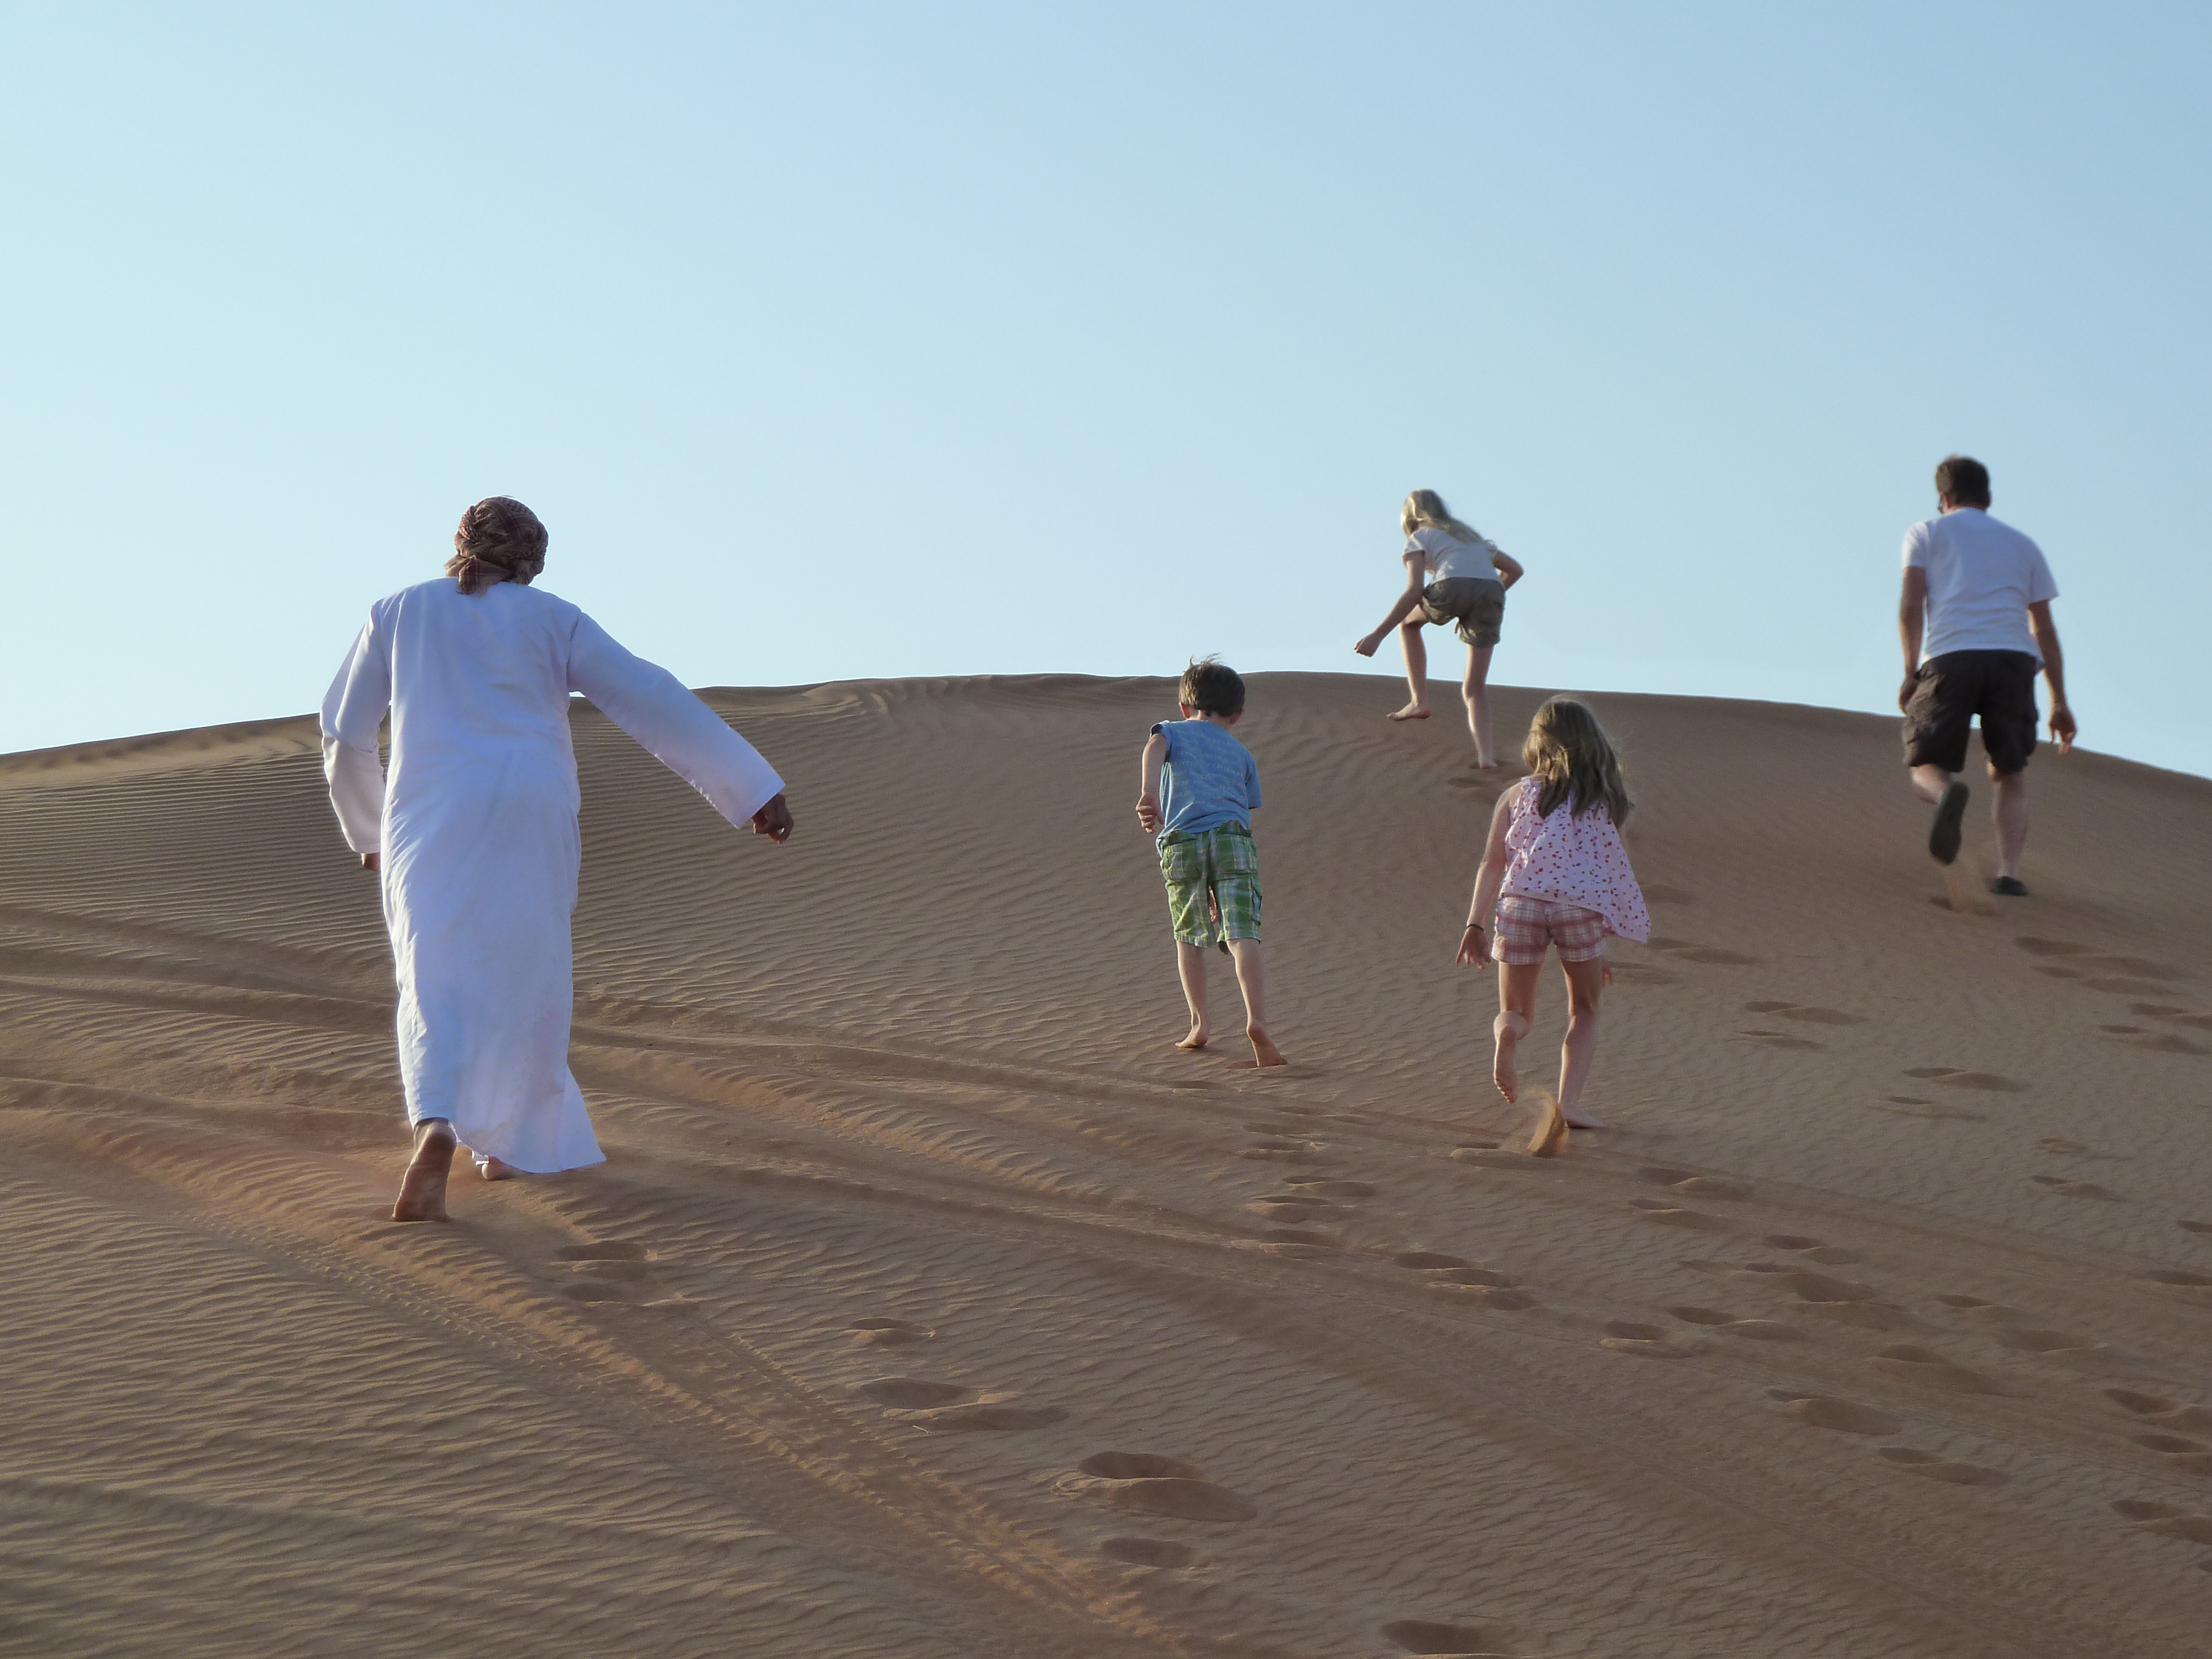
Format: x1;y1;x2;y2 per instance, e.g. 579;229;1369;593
752;792;795;843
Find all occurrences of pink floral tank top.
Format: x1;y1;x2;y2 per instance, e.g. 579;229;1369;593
1499;775;1651;942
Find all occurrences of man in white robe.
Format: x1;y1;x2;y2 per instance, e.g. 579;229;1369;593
321;497;790;1222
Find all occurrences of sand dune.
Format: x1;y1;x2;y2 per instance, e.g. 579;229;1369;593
3;672;2210;1658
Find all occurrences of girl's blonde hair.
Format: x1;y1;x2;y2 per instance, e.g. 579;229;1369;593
1524;697;1632;825
1401;488;1482;544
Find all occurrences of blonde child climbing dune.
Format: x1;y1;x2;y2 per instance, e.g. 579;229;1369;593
1354;489;1524;767
1458;698;1648;1154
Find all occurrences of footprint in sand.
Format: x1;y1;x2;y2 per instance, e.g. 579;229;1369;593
2130;1432;2212;1475
2132;1002;2212;1031
1648;936;1762;966
1239;1135;1325;1164
1744;1000;1868;1026
2106;1390;2212;1433
862;1377;1067;1431
1766;1270;1914;1330
2029;1174;2123;1201
1902;1067;2028;1093
1058;1453;1257;1522
1100;1537;1205;1569
2178;1220;2212;1235
2111;1500;2212;1546
1600;1320;1697;1358
1667;1306;1796;1340
1768;1391;1902;1436
1629;1197;1730;1232
1446;1140;1502;1158
554;1241;656;1301
1381;1618;1527;1656
1869;1097;1987;1121
2038;1137;2095;1155
848;1318;936;1347
1761;1234;1863;1266
1869;1344;2007;1395
1284;1178;1375;1200
1637;1167;1751;1201
1736;1029;1825;1052
1877;1447;2008;1486
1644;885;1697;905
1248;1192;1331;1222
1394;1252;1534;1308
2143;1270;2212;1292
1993;1327;2099;1356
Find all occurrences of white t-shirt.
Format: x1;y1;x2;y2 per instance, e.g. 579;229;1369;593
1902;508;2058;662
1406;525;1504;586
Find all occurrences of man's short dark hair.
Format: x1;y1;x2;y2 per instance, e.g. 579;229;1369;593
1935;455;1991;509
1178;656;1245;717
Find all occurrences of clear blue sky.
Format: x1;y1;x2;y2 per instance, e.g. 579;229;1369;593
4;6;2207;774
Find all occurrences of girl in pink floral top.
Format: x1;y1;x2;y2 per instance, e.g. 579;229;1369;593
1457;698;1648;1154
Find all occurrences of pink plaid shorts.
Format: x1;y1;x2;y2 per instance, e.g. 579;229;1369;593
1494;895;1607;965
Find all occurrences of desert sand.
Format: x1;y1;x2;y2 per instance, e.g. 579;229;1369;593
3;672;2210;1658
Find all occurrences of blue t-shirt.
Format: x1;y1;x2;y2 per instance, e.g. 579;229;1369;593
1152;718;1261;847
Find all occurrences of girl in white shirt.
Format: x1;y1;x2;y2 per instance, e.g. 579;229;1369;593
1354;489;1524;767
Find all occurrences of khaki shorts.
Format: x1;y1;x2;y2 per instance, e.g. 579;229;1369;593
1420;577;1506;648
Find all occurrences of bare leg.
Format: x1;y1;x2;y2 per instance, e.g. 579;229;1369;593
393;1118;456;1223
1175;941;1209;1048
1907;762;1953;805
1389;617;1431;720
1494;961;1540;1102
1557;956;1607;1126
1227;938;1285;1067
1990;768;2028;880
1462;642;1497;767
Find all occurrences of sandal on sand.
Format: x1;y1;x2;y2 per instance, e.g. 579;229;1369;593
1990;876;2030;897
1928;780;1969;866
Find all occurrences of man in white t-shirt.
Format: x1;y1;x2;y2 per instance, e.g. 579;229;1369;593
1898;455;2077;895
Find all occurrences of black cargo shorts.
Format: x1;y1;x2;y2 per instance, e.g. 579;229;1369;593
1902;649;2040;775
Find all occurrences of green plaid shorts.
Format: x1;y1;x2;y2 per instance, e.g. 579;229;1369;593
1160;822;1262;947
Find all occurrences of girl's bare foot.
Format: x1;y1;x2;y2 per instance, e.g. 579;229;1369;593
1176;1024;1209;1051
392;1120;456;1222
1493;1010;1528;1102
1527;1095;1568;1157
477;1154;519;1180
1561;1105;1605;1129
1386;702;1432;722
1249;1026;1287;1068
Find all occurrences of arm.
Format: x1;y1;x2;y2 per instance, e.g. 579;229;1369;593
1898;566;1928;711
1456;790;1516;967
1135;731;1168;833
566;614;791;842
2027;601;2076;753
1355;552;1429;656
1491;547;1525;591
320;616;391;869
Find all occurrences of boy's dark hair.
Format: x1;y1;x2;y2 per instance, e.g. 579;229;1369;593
1178;656;1245;717
1934;455;1991;509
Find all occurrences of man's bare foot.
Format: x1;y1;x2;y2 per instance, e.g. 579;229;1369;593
1561;1105;1606;1129
1386;702;1432;722
1176;1025;1209;1051
1249;1026;1287;1068
1493;1010;1528;1102
1527;1095;1568;1157
393;1120;456;1222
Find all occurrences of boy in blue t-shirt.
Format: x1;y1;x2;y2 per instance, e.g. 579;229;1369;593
1134;658;1286;1067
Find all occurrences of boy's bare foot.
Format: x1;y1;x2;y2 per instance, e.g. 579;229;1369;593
1493;1010;1528;1102
393;1120;456;1222
1527;1095;1568;1157
1249;1026;1287;1068
1386;702;1431;722
1177;1024;1208;1051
